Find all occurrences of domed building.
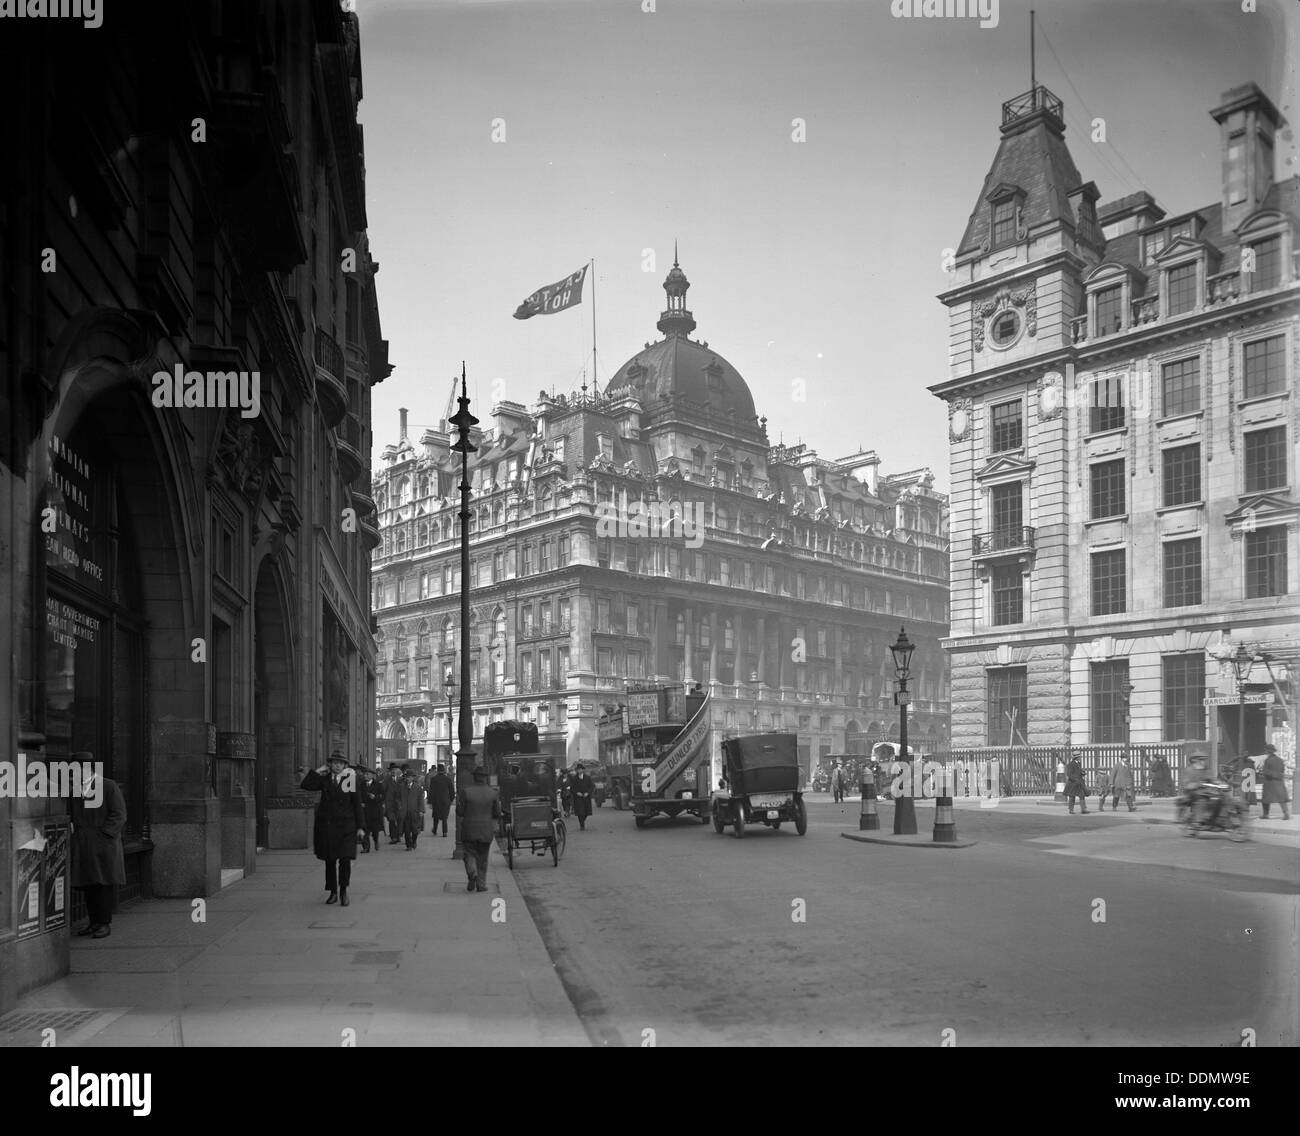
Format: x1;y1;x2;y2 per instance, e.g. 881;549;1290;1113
371;257;950;782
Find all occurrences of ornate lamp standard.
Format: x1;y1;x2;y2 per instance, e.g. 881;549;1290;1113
444;671;457;767
890;627;917;835
449;364;478;859
1229;642;1253;780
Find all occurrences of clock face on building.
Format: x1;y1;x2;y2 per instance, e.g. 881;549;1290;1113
950;407;969;439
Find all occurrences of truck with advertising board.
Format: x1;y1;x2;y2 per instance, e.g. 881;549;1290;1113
606;684;712;827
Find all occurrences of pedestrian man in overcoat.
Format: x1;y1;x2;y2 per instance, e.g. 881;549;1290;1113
1065;756;1089;814
71;758;126;940
571;763;595;831
831;762;845;804
425;764;454;837
456;766;501;892
1260;744;1292;820
1109;755;1136;812
301;752;365;905
384;763;404;844
359;767;386;852
398;767;425;849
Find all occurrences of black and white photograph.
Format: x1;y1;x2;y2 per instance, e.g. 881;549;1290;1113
0;0;1297;1084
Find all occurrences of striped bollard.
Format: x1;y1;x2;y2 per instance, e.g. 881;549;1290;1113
859;781;880;831
932;796;957;843
1053;761;1066;803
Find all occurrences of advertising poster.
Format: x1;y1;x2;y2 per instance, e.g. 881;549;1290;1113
15;840;43;940
43;824;69;932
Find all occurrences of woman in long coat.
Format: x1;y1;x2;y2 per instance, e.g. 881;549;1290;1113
425;765;454;837
1149;754;1175;798
1260;746;1292;820
301;752;365;905
71;764;127;939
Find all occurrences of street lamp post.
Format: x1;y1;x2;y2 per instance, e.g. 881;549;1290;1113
1121;681;1134;799
449;364;478;859
1229;643;1253;782
444;671;456;767
890;627;916;835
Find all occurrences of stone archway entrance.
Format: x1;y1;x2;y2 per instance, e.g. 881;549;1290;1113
254;558;296;848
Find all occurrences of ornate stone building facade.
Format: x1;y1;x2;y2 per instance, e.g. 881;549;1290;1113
372;260;950;780
932;82;1298;756
0;1;387;1009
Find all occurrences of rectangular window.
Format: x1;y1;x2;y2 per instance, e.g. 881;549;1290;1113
539;650;552;688
558;701;568;727
1166;262;1198;316
1247;235;1282;291
627;649;644;678
1242;335;1286;399
559;598;571;631
1245;526;1289;598
418;666;429;689
521;606;533;637
991;564;1023;626
397;668;407;693
986;667;1027;746
1090;459;1126;519
1094;285;1123;336
540;541;552;572
493;551;503;582
597;540;610;569
1163;538;1202;607
1090;374;1126;433
522;546;535;575
1162;655;1206;741
540;603;552;633
596;598;610;633
1144;230;1167;264
520;654;534;689
1244;427;1287;492
992;199;1016;247
990;400;1023;452
1161;356;1201;418
1091;549;1126;616
626;603;639;634
558;534;570;566
596;647;612;676
1162;444;1201;507
1090;660;1130;744
990;482;1023;542
558;647;570;685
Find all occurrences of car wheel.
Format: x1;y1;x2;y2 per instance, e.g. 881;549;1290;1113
733;810;745;839
795;797;808;836
712;810;725;834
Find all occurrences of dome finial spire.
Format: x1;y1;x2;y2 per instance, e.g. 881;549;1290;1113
674;239;679;267
658;247;695;337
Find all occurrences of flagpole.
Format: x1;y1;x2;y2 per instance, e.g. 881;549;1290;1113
590;258;597;399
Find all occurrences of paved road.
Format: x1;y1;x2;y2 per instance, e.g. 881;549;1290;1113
512;798;1300;1047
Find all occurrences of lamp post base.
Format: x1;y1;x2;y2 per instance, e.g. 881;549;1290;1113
893;795;917;835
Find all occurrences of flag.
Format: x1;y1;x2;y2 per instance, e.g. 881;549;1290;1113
513;264;588;320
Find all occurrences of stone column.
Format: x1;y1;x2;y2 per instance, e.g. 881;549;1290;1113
708;611;719;683
756;615;767;684
683;606;694;684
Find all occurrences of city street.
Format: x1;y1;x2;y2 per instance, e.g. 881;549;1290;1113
514;797;1300;1047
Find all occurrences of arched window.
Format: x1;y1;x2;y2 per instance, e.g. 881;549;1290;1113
493;607;506;645
396;529;407;553
419;474;430;498
494;503;504;527
417;522;429;546
396;476;411;505
542;490;553;513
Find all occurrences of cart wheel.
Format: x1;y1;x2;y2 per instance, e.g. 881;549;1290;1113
733;810;745;838
506;827;515;869
795;797;808;836
712;810;725;834
634;815;647;829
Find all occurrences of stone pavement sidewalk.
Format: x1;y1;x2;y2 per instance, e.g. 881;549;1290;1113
2;831;588;1047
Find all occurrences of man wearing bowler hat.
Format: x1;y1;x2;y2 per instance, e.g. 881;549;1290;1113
456;766;501;893
301;752;365;905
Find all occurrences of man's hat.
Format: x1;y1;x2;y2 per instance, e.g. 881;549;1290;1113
574;763;584;770
472;767;489;781
327;751;348;764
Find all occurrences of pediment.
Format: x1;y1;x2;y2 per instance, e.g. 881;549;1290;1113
1154;236;1208;262
1234;208;1289;237
1085;260;1146;287
976;453;1036;482
985;181;1024;204
1224;493;1298;525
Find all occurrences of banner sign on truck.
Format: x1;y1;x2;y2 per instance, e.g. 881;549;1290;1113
645;694;711;795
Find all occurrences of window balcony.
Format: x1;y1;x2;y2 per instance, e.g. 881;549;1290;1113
972;527;1036;558
351;474;377;517
314;328;348;427
359;516;381;551
337;411;365;483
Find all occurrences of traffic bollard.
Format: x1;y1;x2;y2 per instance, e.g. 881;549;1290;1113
932;795;957;843
859;781;880;831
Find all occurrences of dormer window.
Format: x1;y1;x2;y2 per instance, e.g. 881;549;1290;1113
1166;261;1199;316
1144;231;1167;264
1094;285;1123;336
992;199;1017;247
1246;234;1283;292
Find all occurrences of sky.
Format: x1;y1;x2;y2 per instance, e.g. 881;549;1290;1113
353;0;1299;490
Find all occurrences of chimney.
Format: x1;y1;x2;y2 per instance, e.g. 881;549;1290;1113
1209;83;1284;232
399;407;408;443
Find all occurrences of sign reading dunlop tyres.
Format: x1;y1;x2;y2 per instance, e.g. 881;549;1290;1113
643;694;711;796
